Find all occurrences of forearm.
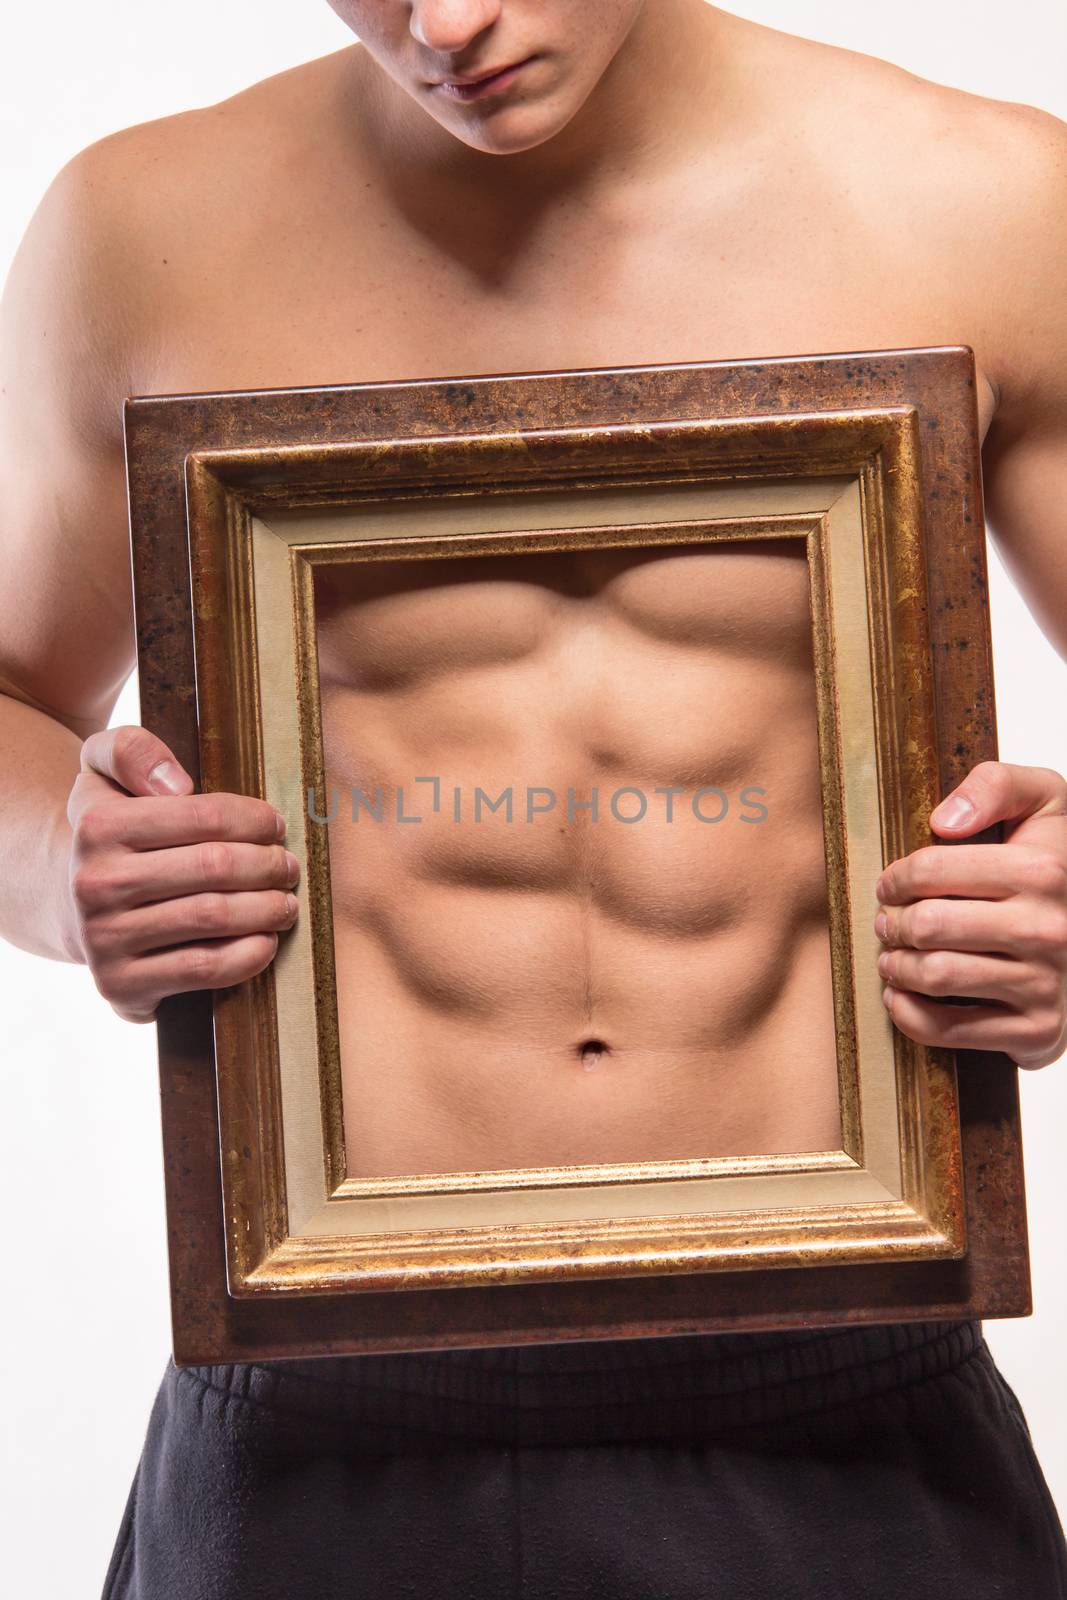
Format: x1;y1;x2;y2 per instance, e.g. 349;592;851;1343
0;691;85;961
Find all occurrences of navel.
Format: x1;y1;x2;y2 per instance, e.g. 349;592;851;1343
577;1038;610;1072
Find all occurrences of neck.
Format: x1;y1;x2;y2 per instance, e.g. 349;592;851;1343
354;1;736;204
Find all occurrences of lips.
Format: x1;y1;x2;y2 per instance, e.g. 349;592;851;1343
432;57;532;102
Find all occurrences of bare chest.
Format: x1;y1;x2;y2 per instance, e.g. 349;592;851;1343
314;539;815;699
148;167;999;441
148;156;999;698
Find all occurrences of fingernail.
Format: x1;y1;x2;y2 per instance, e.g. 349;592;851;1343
275;812;287;840
147;759;187;795
877;952;892;977
875;912;889;941
932;794;975;828
284;851;300;882
284;894;298;918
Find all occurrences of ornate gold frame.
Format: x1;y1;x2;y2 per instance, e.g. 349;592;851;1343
127;349;1028;1363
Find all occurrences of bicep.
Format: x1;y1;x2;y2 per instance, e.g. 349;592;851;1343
983;412;1067;665
0;149;141;735
979;107;1067;665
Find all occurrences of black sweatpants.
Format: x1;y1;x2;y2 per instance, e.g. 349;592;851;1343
103;1318;1067;1599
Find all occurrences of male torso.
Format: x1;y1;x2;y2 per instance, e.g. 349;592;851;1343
36;14;1007;1175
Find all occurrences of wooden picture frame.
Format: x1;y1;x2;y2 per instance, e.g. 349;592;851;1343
125;346;1029;1366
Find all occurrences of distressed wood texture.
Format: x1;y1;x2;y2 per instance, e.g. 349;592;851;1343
125;347;1027;1365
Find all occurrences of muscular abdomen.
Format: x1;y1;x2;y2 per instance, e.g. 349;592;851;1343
313;539;841;1177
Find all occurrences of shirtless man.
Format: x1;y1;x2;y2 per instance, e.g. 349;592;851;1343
3;4;1067;1597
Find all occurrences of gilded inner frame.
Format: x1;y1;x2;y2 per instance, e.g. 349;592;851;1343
186;407;964;1297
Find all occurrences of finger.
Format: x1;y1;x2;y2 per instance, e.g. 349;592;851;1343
76;840;300;912
104;932;281;1020
881;985;1065;1069
875;844;1067;905
930;761;1067;836
876;946;1050;1007
97;889;299;955
875;896;1059;956
81;725;195;799
78;791;288;851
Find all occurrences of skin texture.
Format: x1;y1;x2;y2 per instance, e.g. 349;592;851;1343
1;1;1066;1175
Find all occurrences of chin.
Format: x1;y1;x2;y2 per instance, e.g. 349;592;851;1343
434;103;578;157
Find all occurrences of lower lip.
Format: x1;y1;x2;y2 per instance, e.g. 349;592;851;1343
436;60;530;102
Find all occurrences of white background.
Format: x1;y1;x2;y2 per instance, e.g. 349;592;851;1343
2;2;1066;1594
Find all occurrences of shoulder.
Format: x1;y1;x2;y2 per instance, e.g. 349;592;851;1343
742;14;1065;197
2;47;365;400
730;13;1063;211
38;46;363;240
860;67;1067;417
731;14;1066;408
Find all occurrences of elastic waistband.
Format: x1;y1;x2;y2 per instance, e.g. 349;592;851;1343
189;1319;985;1448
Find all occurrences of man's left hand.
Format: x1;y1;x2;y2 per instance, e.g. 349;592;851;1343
873;760;1067;1069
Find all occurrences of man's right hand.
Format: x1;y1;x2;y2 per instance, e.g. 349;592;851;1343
66;725;299;1023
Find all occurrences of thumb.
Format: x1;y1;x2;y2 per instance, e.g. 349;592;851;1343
930;760;1067;839
80;725;195;799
